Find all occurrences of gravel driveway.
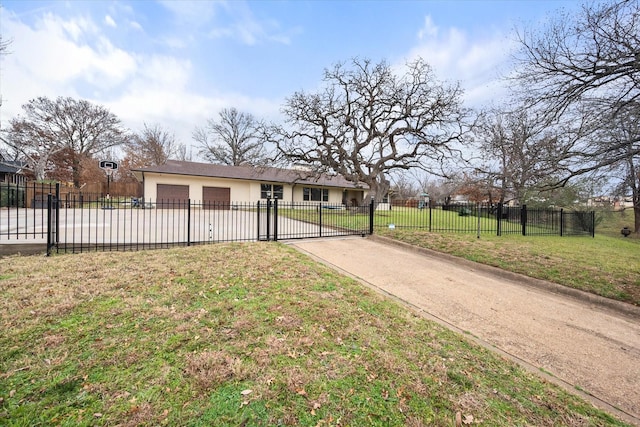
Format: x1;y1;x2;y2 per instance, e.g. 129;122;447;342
290;236;640;426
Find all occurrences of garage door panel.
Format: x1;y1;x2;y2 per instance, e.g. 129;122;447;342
203;186;230;210
157;184;189;208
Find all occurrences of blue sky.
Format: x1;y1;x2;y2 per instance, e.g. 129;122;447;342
1;0;580;156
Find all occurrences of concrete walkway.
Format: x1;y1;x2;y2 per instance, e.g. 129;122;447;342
289;236;640;426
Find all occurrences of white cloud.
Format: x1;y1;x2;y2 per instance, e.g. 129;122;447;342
406;17;516;108
159;0;219;28
205;2;293;46
0;5;283;156
417;16;439;40
129;20;143;32
104;14;117;28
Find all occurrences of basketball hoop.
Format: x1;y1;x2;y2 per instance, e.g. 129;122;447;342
99;160;119;202
99;160;118;175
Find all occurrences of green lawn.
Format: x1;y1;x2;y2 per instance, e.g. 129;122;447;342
377;229;640;306
0;244;629;426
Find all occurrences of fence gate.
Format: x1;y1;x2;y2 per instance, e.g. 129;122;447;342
258;199;372;241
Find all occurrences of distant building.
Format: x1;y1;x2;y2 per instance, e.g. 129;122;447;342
0;155;27;185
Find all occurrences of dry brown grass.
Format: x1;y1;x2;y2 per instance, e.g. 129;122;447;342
0;243;631;426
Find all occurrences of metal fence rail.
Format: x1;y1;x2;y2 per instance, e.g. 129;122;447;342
376;202;596;237
1;183;596;256
267;200;371;241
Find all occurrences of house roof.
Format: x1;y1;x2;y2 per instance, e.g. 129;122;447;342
0;159;26;174
132;160;366;190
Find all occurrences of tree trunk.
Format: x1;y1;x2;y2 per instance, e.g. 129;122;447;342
364;179;390;210
634;203;640;235
34;157;47;182
72;156;82;188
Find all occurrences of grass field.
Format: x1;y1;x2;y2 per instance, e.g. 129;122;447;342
281;204;603;236
0;244;630;426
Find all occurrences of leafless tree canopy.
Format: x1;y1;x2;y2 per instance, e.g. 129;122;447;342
514;0;640;232
119;123;188;182
263;58;467;203
127;123;179;167
514;0;640;115
193;107;267;166
1;97;128;186
473;106;566;205
595;102;640;230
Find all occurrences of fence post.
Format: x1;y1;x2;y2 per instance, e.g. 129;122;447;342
560;208;564;237
46;193;53;256
256;201;261;241
477;203;481;239
497;203;502;236
521;204;527;236
55;183;60;247
187;199;191;246
319;202;323;237
369;199;374;235
273;198;278;242
591;211;596;238
266;198;272;241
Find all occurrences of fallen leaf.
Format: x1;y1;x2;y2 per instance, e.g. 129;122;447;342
463;414;474;425
296;389;307;396
93;413;103;418
240;389;252;396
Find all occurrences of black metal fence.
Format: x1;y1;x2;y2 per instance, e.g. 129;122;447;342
1;183;596;256
0;183;372;254
375;201;596;237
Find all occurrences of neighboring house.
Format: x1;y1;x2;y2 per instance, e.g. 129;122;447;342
132;160;367;207
0;156;27;185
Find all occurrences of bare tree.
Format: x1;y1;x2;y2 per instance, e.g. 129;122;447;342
127;123;180;166
514;0;639;114
513;0;640;231
193;107;267;166
120;123;185;182
263;58;467;204
1;116;64;181
0;36;11;111
389;173;420;200
596;103;640;229
1;97;129;186
473;106;565;205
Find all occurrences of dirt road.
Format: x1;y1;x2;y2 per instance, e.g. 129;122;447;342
289;236;640;426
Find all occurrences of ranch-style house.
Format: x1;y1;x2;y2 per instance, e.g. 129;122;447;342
132;160;367;207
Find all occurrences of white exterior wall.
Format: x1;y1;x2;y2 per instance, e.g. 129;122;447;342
141;172;356;204
142;173;254;201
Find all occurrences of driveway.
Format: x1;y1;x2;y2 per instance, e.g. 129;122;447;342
289;236;640;426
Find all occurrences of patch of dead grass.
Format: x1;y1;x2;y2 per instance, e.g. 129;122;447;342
184;350;248;391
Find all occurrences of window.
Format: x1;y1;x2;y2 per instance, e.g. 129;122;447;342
303;187;328;202
261;184;283;199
